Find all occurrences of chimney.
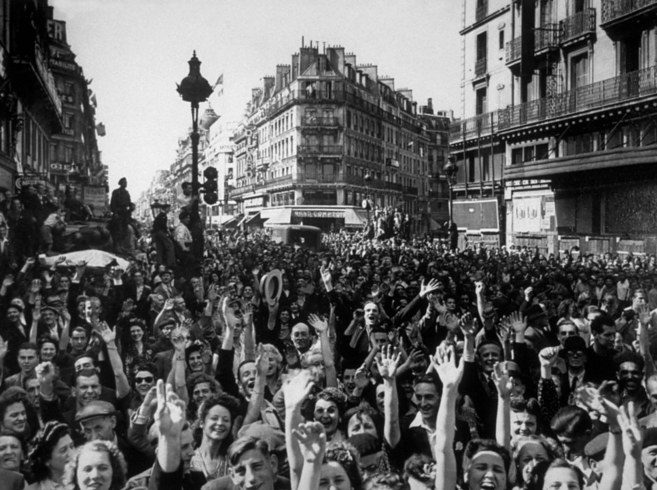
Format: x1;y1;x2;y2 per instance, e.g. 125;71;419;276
398;89;413;101
275;64;290;92
327;45;345;74
427;98;433;111
345;53;357;68
291;54;299;80
263;76;275;97
358;64;378;82
380;77;395;91
299;45;318;75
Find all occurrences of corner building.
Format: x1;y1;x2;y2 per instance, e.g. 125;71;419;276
451;0;657;255
231;42;431;233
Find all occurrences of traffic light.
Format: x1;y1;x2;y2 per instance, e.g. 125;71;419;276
203;166;218;204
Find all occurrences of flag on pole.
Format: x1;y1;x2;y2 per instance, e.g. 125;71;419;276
213;74;224;96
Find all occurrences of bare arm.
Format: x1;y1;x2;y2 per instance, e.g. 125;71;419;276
377;346;402;449
243;345;267;426
98;323;130;400
284;371;315;490
308;314;337;387
433;345;464;490
293;422;326;490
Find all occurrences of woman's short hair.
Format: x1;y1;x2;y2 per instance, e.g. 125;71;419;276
462;439;512;474
550;406;592;438
303;387;348;421
198;393;241;424
403;453;434;485
325;441;363;490
63;440;127;490
0;387;28;423
29;421;71;481
527;458;585;490
363;471;409;490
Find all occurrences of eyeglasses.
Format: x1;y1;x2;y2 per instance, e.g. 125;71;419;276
135;376;154;384
567;351;585;357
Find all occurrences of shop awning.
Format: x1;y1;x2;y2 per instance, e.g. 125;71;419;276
221;215;240;227
245;212;262;225
344;208;367;227
264;208;292;225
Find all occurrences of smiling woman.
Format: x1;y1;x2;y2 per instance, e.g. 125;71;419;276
62;440;127;490
190;393;243;480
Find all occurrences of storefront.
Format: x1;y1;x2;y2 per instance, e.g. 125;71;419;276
261;206;367;231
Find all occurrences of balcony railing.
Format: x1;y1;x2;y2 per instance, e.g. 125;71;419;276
474;58;487;77
505;37;522;65
301;116;339;126
450;111;499;141
601;0;657;25
296;145;343;155
534;24;561;52
498;65;657;130
560;8;596;45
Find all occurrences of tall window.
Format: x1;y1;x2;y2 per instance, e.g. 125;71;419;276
476;32;487;61
570;53;589;89
476;88;488;115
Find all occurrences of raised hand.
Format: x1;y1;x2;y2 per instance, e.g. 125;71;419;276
307;314;328;334
154;380;186;439
170;326;188;352
98;322;117;345
638;304;651;326
255;343;269;376
507;311;527;335
353;366;370;390
320;265;333;291
35;361;57;386
376;345;401;381
139;386;158;417
0;334;7;360
475;280;484;296
420;278;441;298
283;370;315;409
617;401;642;456
459;312;477;337
430;343;463;390
538;346;561;367
293;421;327;463
1;275;13;289
30;278;42;294
492;362;513;400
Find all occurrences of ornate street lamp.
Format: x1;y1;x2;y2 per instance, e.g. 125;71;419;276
443;158;457;223
177;51;213;264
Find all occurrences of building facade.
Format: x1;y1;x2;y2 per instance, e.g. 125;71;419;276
230;42;437;233
203;119;237;228
47;9;106;214
452;0;657;255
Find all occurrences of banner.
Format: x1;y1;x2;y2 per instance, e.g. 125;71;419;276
514;197;542;233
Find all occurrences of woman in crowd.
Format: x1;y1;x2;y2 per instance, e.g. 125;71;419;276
62;440;127;490
306;387;348;445
190;392;242;480
27;421;76;490
121;319;152;375
0;387;35;441
0;430;25;473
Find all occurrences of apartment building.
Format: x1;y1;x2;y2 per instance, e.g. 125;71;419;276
451;0;657;255
230;42;433;233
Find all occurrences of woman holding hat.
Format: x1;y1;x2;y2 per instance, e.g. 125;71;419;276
27;421;76;490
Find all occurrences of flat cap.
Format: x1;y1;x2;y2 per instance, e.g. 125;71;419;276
75;400;117;423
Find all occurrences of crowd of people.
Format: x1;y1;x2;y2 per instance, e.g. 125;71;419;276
3;217;657;490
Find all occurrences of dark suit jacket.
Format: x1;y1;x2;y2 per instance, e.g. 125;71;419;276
124;283;152;321
0;469;24;490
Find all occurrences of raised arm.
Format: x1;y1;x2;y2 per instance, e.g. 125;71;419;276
167;327;189;404
308;314;337;387
293;421;327;490
98;322;130;399
432;344;464;490
29;295;41;344
243;344;267;426
616;402;643;490
493;362;512;451
154;380;186;473
376;345;402;449
284;370;315;490
637;304;656;378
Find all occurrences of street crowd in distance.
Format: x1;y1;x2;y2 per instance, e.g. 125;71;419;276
4;208;657;490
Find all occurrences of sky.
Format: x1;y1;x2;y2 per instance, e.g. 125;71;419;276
50;0;462;196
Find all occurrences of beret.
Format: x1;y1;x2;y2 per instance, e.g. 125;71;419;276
584;432;608;459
